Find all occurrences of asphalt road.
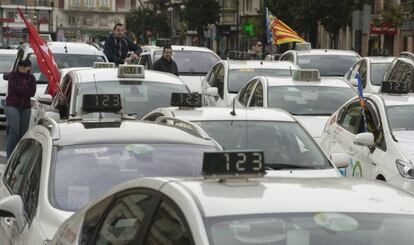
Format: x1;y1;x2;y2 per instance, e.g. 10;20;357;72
0;129;7;165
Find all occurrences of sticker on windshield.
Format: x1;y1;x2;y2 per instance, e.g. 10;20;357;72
126;144;154;155
301;90;318;101
239;68;255;72
314;213;359;232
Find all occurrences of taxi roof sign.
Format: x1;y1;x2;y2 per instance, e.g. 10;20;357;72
293;69;320;82
202;151;265;179
295;42;311;51
93;62;115;68
118;65;145;78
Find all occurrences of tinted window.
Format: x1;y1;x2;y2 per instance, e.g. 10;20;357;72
238;81;257;106
205;213;414;245
0;54;16;73
96;194;153;244
51;144;217;211
249;82;263;107
154;50;219;75
75;81;188;119
29;54;106;82
194;121;331;169
371;63;391;85
146;201;192;245
386;105;414;131
267;86;356;115
228;68;295;93
338;102;362;134
297;55;359;76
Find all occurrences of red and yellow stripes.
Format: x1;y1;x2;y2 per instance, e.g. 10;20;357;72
271;19;305;45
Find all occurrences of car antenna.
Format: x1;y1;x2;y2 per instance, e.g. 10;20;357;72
93;73;103;120
230;97;236;116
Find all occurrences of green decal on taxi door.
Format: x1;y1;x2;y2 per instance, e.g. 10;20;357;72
352;161;363;178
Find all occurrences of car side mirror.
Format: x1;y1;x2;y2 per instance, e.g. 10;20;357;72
353;132;374;147
0;195;26;232
330;153;350;169
3;72;9;81
38;94;53;106
205;87;219;97
349;77;358;86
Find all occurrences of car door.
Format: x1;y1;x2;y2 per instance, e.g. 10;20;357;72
51;75;73;119
329;100;365;178
204;63;226;106
0;138;43;245
143;196;194;245
236;79;258;108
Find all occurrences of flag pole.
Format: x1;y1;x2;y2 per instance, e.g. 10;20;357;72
262;0;269;59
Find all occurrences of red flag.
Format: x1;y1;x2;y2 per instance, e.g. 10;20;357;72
17;8;61;96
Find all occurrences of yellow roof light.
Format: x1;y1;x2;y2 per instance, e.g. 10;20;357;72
117;65;145;78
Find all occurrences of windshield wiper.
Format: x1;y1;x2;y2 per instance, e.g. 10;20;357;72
265;163;316;170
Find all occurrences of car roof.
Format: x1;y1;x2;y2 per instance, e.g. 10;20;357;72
21;42;105;55
142;45;219;56
110;177;414;217
43;120;218;147
293;49;360;57
163;107;296;122
68;67;188;86
263;76;354;88
0;49;18;55
226;60;299;70
374;94;414;106
364;56;395;63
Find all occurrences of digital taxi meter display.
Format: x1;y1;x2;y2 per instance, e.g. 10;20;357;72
82;94;122;112
170;92;202;107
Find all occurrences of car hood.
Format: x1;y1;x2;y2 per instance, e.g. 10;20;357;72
393;131;414;162
179;75;204;93
38;208;74;240
294;115;330;139
266;168;340;177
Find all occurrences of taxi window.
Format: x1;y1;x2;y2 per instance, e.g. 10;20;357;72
228;68;295;93
194;121;331;169
297;55;359;76
268;86;356;116
154;50;219;75
0;54;16;73
238;80;257;106
386;105;414;131
249;82;263;107
358;60;367;88
50;143;217;211
74;80;188;119
338;102;362;134
205;213;414;245
371;63;391;86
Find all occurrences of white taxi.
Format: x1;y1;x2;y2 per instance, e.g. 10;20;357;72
320;81;414;193
138;45;221;92
37;64;190;123
0;49;18;128
279;43;360;77
236;70;357;141
343;56;394;93
202;60;299;106
52;151;414;245
143;93;346;177
0;97;221;244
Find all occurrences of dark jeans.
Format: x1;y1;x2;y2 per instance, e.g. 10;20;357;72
6;106;31;158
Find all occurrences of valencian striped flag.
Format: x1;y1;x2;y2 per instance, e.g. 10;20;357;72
17;8;61;96
266;11;306;45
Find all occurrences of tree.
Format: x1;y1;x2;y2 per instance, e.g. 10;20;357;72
125;8;170;44
182;0;220;46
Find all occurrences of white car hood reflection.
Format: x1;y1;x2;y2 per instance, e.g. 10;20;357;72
180;75;204;93
393;131;414;161
266;168;340;177
294;115;330;139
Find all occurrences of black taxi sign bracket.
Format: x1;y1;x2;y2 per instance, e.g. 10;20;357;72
293;69;320;82
170;93;202;107
202;151;266;179
93;62;116;68
118;65;145;78
380;81;409;94
82;94;122;113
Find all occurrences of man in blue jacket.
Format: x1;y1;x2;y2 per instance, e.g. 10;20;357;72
104;23;142;66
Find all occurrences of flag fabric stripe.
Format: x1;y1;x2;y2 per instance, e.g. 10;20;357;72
266;9;306;45
17;8;61;96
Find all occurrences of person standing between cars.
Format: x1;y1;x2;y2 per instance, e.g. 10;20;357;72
152;46;179;76
104;23;142;66
5;59;36;158
248;39;263;60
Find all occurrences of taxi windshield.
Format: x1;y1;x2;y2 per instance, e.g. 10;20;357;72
228;68;295;93
74;80;188;119
0;54;16;73
154;50;219;75
371;63;391;85
51;143;217;211
268;86;355;116
29;53;106;83
297;55;359;76
205;213;414;245
193;121;330;169
386;105;414;131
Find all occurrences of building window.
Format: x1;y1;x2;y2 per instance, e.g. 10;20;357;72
100;0;109;7
10;0;25;4
85;0;95;7
72;0;80;6
7;11;17;20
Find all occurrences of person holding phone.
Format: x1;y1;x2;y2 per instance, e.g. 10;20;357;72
5;59;36;158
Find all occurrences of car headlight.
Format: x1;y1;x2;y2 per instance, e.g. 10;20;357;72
395;159;414;179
